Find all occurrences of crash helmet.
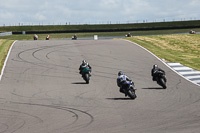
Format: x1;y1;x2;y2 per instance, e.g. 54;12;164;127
82;60;87;65
153;64;158;69
118;71;124;76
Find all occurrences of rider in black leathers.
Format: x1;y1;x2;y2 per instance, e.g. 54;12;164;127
151;64;166;82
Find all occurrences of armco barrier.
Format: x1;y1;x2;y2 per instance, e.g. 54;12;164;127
0;32;12;36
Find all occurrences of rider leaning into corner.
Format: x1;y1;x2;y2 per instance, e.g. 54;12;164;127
117;71;133;95
79;60;92;75
151;64;166;82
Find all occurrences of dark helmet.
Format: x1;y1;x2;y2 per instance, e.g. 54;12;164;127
153;64;158;69
118;71;124;76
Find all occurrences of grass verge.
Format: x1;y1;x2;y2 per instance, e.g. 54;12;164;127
125;34;200;71
1;20;200;32
0;39;14;75
0;28;200;40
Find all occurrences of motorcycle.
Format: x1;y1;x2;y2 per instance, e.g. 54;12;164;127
125;33;132;37
155;71;167;89
189;30;196;34
34;35;38;40
46;35;50;40
121;81;137;99
72;35;77;40
81;67;91;84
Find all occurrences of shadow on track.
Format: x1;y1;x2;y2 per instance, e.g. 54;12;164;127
72;82;87;85
142;87;165;90
106;98;135;100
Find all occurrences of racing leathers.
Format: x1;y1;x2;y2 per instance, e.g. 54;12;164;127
151;67;166;82
79;62;92;75
117;74;133;95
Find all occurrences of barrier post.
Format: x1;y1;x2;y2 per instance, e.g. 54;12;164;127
94;35;98;40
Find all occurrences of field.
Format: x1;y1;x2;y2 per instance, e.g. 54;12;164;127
125;34;200;71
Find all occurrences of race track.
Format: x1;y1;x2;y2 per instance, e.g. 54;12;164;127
0;39;200;133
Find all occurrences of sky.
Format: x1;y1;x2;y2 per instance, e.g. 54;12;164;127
0;0;200;26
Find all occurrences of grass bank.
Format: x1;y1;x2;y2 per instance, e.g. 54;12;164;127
0;40;14;75
1;20;200;33
125;34;200;71
1;28;200;40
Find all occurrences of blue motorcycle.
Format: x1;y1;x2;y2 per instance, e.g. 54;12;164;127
121;81;137;99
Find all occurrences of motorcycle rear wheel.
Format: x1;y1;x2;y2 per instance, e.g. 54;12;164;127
127;89;136;99
85;74;90;84
160;78;166;89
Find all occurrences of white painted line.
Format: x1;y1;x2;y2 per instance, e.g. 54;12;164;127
186;75;200;79
193;80;200;84
0;40;17;81
173;67;193;71
123;39;167;64
123;39;200;87
167;63;181;66
180;71;200;75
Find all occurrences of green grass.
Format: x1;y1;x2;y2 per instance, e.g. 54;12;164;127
1;20;200;32
1;28;200;40
125;34;200;71
0;40;14;74
0;21;200;73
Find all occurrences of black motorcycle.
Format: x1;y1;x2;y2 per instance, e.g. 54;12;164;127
155;71;167;89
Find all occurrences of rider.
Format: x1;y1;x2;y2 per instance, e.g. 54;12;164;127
151;64;166;81
117;71;133;95
34;34;38;40
79;60;92;75
73;34;77;39
46;35;50;40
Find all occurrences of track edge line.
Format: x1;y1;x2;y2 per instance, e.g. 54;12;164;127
122;39;200;87
0;40;17;81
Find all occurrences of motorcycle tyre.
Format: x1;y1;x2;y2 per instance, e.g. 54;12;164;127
84;73;90;84
160;78;166;89
127;89;136;99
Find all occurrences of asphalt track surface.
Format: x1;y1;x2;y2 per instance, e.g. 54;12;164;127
0;39;200;133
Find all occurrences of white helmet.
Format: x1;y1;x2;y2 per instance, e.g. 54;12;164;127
82;60;87;65
153;64;158;69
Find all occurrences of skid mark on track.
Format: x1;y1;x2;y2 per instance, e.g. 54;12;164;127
11;102;94;132
0;108;43;133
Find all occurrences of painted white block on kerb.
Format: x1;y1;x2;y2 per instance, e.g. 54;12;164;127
173;67;193;71
167;63;181;66
94;35;98;40
180;71;200;75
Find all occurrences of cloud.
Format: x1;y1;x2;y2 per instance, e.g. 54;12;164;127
0;0;200;25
